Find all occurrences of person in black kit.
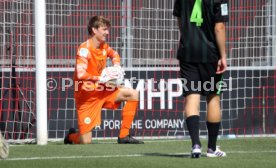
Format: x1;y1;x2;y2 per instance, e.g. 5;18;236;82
173;0;229;158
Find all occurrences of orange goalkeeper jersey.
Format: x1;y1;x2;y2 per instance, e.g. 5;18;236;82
74;39;120;92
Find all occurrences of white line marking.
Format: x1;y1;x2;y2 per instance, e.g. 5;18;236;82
227;151;276;154
5;154;144;161
2;151;276;161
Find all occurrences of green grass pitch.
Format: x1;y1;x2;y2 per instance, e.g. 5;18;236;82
1;138;276;168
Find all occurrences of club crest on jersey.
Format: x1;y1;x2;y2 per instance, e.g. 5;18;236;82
102;49;107;56
79;48;89;58
84;117;91;124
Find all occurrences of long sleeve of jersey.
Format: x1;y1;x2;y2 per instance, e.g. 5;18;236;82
75;48;99;81
107;46;121;65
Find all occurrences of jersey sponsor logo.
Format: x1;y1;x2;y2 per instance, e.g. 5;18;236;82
79;48;89;58
221;3;228;16
84;117;91;124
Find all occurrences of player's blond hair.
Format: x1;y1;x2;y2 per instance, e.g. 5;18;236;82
87;16;111;35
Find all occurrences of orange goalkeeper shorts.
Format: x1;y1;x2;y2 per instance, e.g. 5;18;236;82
74;89;121;135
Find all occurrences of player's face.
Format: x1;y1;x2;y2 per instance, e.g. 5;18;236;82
93;26;109;43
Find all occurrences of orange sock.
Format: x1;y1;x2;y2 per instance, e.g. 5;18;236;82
119;100;138;138
69;133;80;144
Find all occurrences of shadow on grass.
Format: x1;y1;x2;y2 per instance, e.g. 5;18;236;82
143;153;192;158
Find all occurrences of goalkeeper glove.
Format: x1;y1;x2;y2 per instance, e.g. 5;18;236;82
113;64;125;75
98;67;119;84
113;65;125;85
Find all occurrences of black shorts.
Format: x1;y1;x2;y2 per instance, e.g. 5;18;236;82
179;62;223;96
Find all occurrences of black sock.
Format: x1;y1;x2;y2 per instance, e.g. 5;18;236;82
186;115;201;147
206;121;220;151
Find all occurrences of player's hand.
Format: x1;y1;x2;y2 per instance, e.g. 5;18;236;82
216;57;227;74
113;64;125;75
98;66;125;85
98;68;117;84
98;75;112;84
113;65;125;86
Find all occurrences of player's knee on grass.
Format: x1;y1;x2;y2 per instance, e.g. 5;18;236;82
80;138;91;144
80;134;92;144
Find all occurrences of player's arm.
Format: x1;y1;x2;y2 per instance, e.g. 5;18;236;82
176;17;181;30
215;23;227;60
214;0;229;74
215;22;227;74
105;46;125;85
173;0;181;30
106;46;120;66
76;48;100;81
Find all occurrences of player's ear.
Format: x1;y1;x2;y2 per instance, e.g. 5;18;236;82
92;27;97;35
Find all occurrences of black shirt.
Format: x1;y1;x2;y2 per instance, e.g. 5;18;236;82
173;0;229;63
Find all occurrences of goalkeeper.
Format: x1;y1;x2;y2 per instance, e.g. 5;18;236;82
64;16;143;144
